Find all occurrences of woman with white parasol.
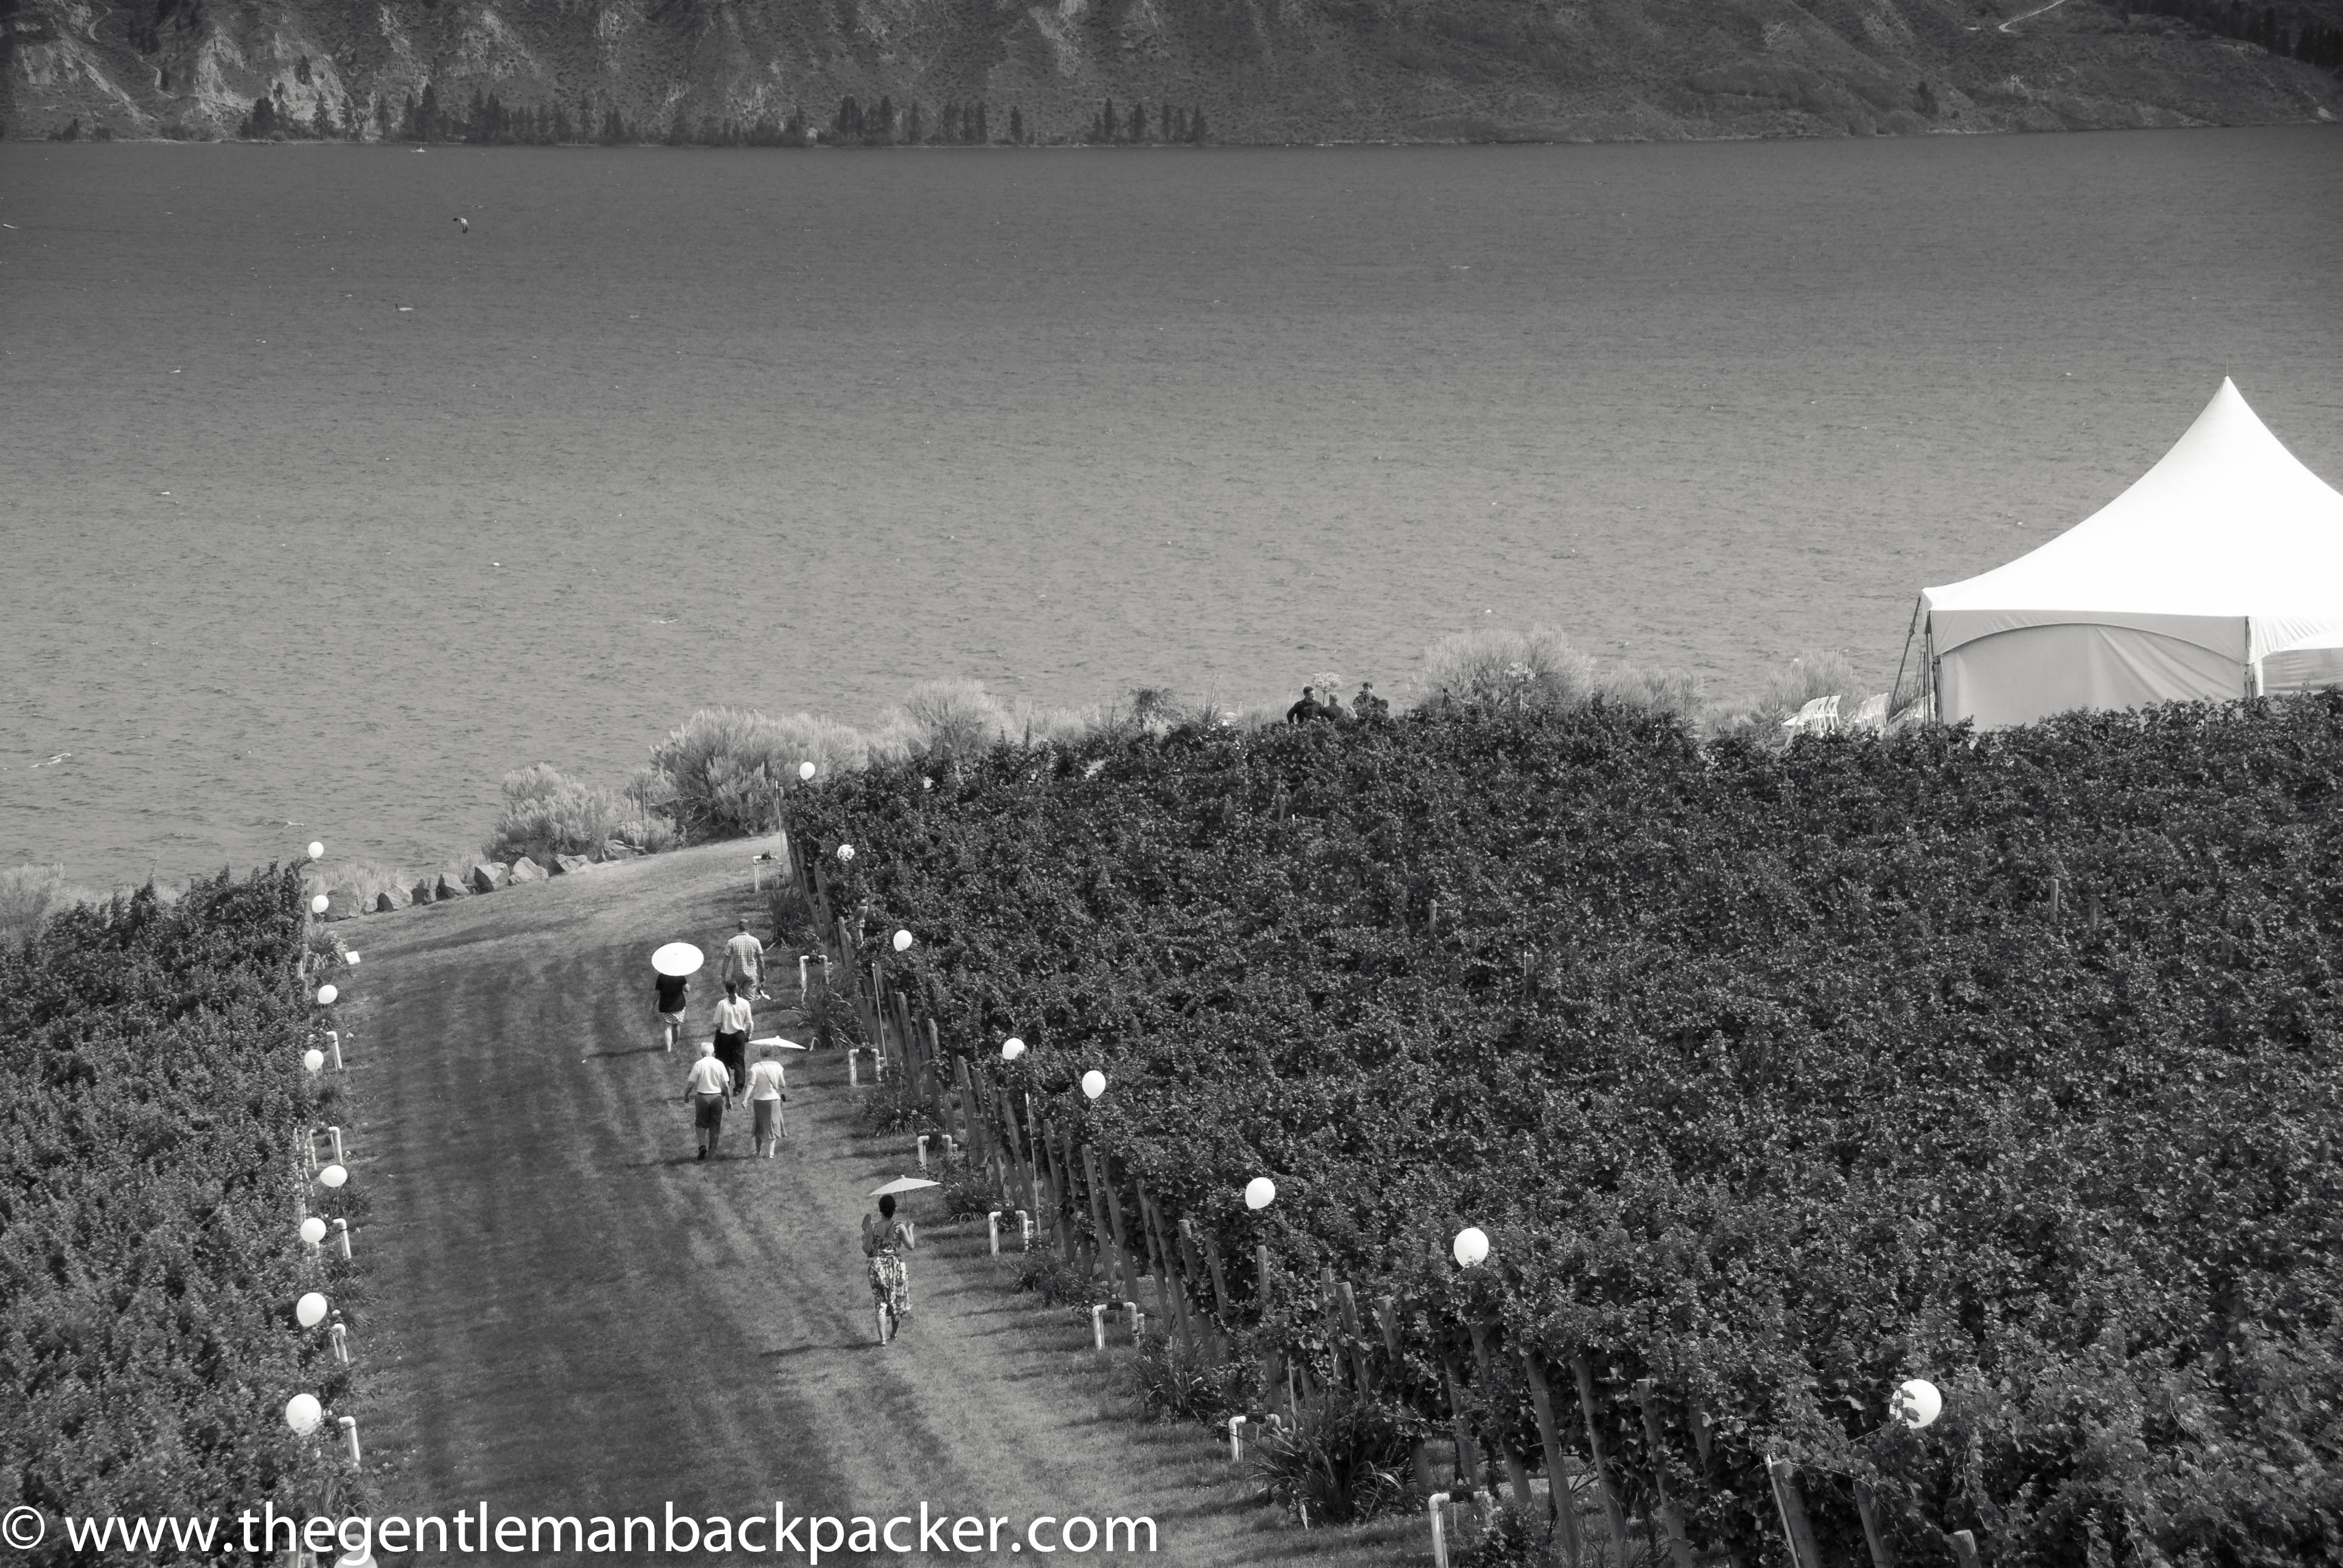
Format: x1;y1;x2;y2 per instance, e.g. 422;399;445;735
862;1177;935;1344
652;942;702;1053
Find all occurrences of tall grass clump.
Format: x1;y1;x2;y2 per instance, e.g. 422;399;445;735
0;864;100;946
649;709;870;844
481;763;631;866
897;679;1009;756
1421;625;1596;712
1250;1393;1417;1524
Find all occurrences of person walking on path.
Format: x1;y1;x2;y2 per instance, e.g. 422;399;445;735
683;1041;733;1160
861;1194;915;1344
655;965;689;1053
723;917;767;1001
745;1044;788;1157
712;981;752;1106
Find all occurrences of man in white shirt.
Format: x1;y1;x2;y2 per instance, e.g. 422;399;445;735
745;1044;788;1157
723;918;767;1001
682;1042;733;1160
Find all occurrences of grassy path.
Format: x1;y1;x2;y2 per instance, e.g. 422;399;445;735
337;841;1415;1566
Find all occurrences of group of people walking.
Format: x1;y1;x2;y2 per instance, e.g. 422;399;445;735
665;918;790;1159
1286;680;1389;723
656;910;917;1344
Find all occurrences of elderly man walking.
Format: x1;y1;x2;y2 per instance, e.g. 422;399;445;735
682;1041;734;1161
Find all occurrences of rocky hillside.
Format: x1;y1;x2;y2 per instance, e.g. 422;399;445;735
4;0;2339;145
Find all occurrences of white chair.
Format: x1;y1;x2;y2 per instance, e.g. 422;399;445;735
1781;694;1840;736
1849;693;1888;732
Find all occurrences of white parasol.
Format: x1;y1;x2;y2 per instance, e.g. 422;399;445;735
652;942;704;978
867;1176;940;1198
750;1036;808;1051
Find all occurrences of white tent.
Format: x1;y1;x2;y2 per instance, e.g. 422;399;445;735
1918;379;2343;728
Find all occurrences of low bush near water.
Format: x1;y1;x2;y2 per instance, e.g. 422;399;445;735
794;692;2343;1566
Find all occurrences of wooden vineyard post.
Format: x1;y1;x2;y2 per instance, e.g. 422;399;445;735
1633;1379;1699;1568
1765;1458;1825;1568
1338;1282;1374;1390
1080;1144;1120;1295
1520;1352;1587;1568
1184;1217;1231;1322
1469;1322;1533;1512
1571;1354;1634;1568
1852;1480;1895;1568
1437;1352;1487;1496
1319;1268;1349;1389
1945;1529;1981;1568
1377;1296;1401;1363
1256;1243;1272;1307
1136;1185;1191;1353
1686;1402;1750;1568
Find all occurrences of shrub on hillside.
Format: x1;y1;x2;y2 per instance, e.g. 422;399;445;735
1421;625;1595;712
898;679;1008;756
650;709;870;843
482;763;629;866
0;863;102;946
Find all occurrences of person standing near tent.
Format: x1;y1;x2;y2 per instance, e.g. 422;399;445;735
723;916;767;1001
745;1044;788;1156
861;1194;915;1343
712;981;752;1106
682;1041;732;1160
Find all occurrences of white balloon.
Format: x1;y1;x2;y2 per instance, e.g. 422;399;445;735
836;844;855;862
893;929;913;952
1245;1177;1277;1210
286;1393;323;1435
307;841;324;861
922;776;934;790
297;1292;329;1328
315;984;338;1006
1893;1378;1944;1429
318;1164;347;1189
303;1049;326;1074
798;760;817;780
1001;1037;1026;1060
1081;1070;1107;1100
344;951;360;966
1452;1227;1490;1268
300;1217;327;1244
310;893;330;915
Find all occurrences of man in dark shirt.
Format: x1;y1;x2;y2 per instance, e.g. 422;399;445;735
655;969;689;1053
1286;686;1320;724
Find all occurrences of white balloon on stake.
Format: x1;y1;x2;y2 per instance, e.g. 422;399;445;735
300;1217;327;1246
893;929;913;953
297;1292;329;1328
1452;1227;1490;1268
1893;1379;1944;1429
1001;1037;1026;1061
799;761;817;781
316;984;338;1006
318;1164;348;1189
1081;1070;1106;1100
286;1393;323;1435
307;841;325;861
1245;1177;1277;1210
303;1049;326;1074
310;893;330;916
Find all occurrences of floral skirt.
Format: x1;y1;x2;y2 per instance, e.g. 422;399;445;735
867;1251;909;1318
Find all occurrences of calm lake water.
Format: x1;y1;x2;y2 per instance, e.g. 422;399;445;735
3;129;2339;886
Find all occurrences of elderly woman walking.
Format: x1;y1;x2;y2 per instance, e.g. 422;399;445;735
860;1194;916;1344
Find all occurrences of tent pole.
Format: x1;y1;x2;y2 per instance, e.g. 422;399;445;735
1888;596;1922;717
